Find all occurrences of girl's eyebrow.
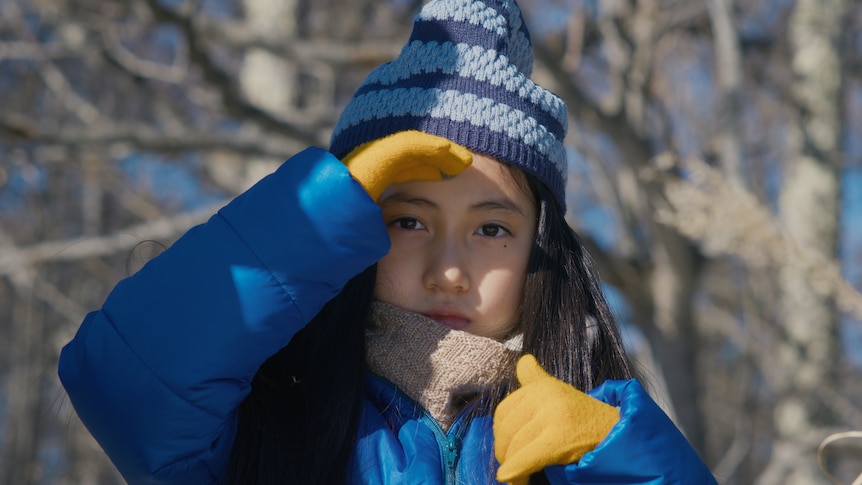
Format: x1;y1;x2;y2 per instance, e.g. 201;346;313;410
379;192;438;208
472;198;527;216
381;192;527;216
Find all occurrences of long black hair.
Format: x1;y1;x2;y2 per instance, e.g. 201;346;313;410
520;178;633;389
225;172;633;484
225;265;376;484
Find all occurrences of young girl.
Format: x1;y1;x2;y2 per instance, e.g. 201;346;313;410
59;0;718;484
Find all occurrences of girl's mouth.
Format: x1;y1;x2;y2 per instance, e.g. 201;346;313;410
424;313;470;331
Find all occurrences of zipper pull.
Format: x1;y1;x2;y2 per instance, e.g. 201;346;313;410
445;434;461;470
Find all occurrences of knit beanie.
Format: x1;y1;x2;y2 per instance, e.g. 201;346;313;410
329;0;569;212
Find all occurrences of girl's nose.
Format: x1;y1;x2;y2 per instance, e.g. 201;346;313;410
423;237;470;293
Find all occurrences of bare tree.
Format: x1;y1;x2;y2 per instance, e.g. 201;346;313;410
0;0;860;484
523;0;862;482
763;0;849;482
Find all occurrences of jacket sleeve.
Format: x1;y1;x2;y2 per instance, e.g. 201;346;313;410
543;379;719;485
58;147;390;485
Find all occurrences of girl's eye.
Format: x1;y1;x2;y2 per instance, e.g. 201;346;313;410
395;217;425;230
478;224;507;237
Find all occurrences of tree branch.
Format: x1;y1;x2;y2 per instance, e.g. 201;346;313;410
0;201;226;277
141;0;322;145
0;115;305;157
706;0;745;186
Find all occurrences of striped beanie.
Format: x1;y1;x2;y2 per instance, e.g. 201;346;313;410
329;0;569;212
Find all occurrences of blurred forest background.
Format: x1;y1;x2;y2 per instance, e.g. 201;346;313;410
1;0;861;483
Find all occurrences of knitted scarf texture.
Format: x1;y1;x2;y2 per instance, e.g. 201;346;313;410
365;302;522;431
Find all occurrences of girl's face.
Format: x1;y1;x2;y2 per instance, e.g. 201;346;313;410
375;153;538;340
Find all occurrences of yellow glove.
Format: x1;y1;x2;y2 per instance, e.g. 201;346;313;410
341;130;472;201
493;354;620;485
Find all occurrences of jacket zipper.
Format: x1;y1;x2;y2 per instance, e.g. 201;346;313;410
420;413;463;485
368;374;472;485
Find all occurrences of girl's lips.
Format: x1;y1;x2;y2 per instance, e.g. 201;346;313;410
424;313;470;330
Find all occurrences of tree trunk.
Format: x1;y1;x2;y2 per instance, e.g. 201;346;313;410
766;0;848;482
237;0;300;188
2;273;41;485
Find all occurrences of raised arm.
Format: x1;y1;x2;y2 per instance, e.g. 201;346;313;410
59;147;389;484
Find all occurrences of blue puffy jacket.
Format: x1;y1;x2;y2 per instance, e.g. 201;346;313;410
59;148;718;484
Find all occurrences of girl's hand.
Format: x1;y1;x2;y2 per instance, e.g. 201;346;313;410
493;354;619;485
341;130;472;201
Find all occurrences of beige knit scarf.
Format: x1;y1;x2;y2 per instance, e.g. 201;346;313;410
365;302;523;431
